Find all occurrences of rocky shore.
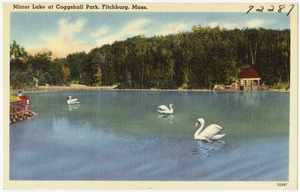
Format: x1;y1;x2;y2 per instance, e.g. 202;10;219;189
10;100;36;124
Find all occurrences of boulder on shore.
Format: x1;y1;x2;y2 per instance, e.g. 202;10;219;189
10;100;37;124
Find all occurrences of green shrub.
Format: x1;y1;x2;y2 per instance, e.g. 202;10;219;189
269;82;290;90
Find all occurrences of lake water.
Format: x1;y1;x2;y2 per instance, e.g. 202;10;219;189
10;90;289;181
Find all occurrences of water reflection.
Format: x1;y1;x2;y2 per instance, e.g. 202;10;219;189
191;140;226;157
68;104;80;111
158;114;174;123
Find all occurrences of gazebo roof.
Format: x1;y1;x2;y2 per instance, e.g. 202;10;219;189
238;67;260;79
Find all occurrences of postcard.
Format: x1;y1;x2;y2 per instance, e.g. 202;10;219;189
2;1;298;191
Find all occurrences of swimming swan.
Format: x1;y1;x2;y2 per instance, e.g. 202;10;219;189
67;96;80;105
157;104;174;114
194;118;226;142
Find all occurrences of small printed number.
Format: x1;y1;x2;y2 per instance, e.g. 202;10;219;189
277;183;287;187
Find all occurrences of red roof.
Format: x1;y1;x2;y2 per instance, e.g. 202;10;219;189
238;67;260;78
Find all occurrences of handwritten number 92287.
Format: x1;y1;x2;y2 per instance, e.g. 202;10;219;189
247;4;294;16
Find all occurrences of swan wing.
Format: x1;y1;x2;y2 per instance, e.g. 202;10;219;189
157;109;167;114
160;109;173;114
201;124;223;139
158;105;168;111
68;98;80;104
211;133;226;140
71;98;79;102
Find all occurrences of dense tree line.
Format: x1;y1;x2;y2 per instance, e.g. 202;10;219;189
10;26;290;89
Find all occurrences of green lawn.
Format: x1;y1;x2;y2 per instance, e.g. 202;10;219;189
10;94;19;101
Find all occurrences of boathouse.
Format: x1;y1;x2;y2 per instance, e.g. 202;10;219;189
238;67;261;91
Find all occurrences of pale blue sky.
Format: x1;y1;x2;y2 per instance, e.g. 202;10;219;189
10;12;290;58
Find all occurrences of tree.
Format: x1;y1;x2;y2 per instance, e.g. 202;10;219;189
66;52;88;84
88;49;106;85
53;58;70;85
10;41;30;87
28;51;53;86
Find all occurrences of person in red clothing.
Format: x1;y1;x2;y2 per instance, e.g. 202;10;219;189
18;91;32;105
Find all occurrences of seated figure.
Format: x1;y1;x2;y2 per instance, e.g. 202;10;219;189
18;91;31;105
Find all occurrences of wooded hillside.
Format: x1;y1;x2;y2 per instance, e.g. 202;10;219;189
10;26;290;89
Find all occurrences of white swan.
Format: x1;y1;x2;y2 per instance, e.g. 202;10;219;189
67;96;80;105
194;118;226;142
157;104;174;114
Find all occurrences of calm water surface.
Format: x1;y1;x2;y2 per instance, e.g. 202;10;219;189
10;90;289;181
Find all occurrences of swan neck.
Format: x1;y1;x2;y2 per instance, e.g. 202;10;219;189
196;119;205;135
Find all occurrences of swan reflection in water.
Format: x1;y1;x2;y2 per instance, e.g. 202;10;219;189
158;114;174;123
68;104;80;111
191;140;226;157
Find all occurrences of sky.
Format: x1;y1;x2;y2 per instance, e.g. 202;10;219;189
10;11;290;58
